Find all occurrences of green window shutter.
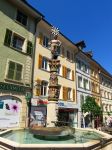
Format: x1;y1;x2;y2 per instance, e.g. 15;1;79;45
4;29;12;46
27;41;33;55
7;61;15;80
15;64;22;81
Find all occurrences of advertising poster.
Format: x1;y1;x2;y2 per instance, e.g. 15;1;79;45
30;106;46;127
0;97;21;128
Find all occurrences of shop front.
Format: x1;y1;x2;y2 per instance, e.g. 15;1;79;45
58;101;78;127
0;96;21;128
0;82;31;128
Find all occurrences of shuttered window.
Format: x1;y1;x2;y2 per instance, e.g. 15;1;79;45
63;87;67;101
7;61;23;81
72;70;74;81
27;41;33;55
35;79;41;96
73;89;75;101
38;54;42;69
4;29;12;46
62;66;65;78
39;32;43;45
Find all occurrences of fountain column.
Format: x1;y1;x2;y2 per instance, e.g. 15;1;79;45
47;27;61;127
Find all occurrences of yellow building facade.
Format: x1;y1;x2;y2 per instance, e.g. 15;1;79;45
31;19;79;127
90;60;100;106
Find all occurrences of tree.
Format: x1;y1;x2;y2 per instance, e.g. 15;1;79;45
81;96;102;127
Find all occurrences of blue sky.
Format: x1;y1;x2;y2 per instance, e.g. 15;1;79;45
28;0;112;74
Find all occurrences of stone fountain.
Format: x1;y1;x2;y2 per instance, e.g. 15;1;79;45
30;26;75;140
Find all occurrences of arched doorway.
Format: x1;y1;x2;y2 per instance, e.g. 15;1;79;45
0;95;22;128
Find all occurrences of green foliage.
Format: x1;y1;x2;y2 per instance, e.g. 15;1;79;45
81;96;102;117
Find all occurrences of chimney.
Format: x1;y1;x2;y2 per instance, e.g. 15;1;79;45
75;40;86;51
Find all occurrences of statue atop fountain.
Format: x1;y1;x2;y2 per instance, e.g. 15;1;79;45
49;27;61;59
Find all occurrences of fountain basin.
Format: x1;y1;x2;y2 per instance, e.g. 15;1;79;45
0;128;112;150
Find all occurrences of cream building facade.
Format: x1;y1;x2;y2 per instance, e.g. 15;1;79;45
100;69;112;125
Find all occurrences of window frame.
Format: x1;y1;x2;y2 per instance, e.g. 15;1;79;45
41;81;48;96
42;57;48;70
12;33;25;51
67;88;71;100
5;59;24;82
66;68;71;79
43;35;49;48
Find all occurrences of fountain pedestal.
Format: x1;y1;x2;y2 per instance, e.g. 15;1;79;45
47;101;58;127
47;59;60;127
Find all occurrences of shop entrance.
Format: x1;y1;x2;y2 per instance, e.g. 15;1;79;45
57;108;75;126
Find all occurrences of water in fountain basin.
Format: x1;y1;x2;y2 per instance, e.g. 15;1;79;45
1;129;103;144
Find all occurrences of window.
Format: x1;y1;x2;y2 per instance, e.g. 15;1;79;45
41;81;48;96
12;34;24;50
61;46;65;57
7;61;23;81
78;76;82;88
67;51;70;60
77;59;81;70
66;68;71;79
4;29;31;54
42;57;48;70
57;66;60;75
67;88;71;100
91;82;95;92
16;10;27;26
91;69;94;76
83;79;88;90
43;36;49;48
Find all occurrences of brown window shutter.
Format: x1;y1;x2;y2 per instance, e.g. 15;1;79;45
35;79;41;96
72;70;75;81
63;87;66;100
73;89;75;101
63;87;65;100
39;32;43;45
62;66;65;77
65;87;68;101
65;67;67;78
38;54;42;69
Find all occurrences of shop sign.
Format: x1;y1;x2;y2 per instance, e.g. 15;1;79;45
0;82;26;93
31;98;48;106
58;101;76;109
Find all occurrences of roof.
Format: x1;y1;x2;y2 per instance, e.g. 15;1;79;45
21;0;44;17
